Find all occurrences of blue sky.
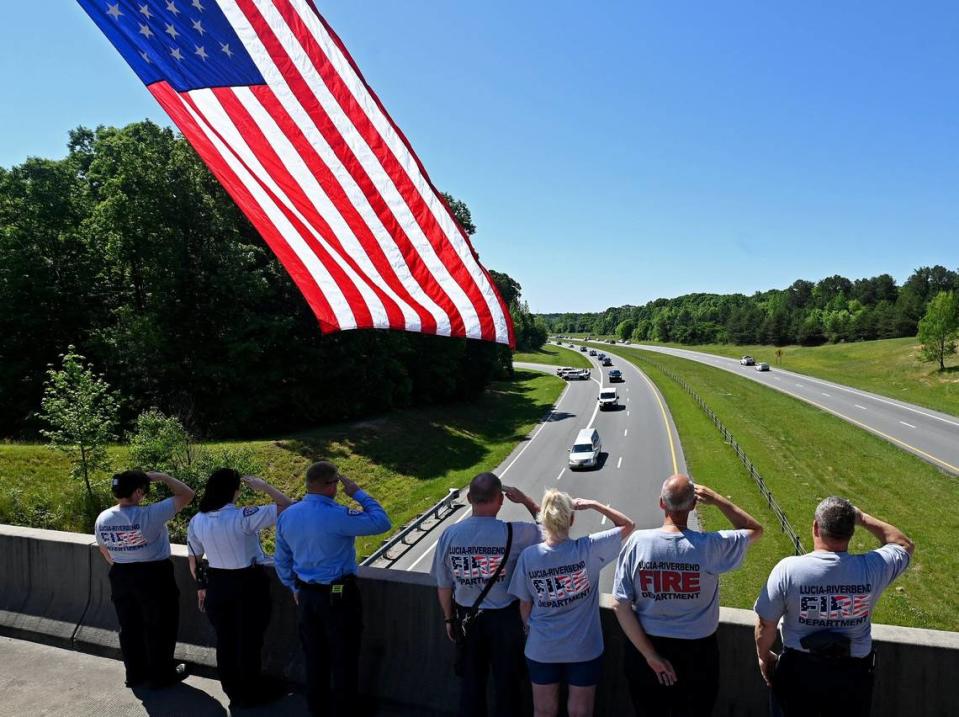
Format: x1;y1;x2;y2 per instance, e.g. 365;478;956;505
2;1;957;313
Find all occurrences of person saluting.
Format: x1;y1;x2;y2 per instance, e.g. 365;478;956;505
94;469;194;689
187;468;293;708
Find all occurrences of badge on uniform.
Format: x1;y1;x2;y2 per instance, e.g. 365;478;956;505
348;508;362;516
243;507;260;517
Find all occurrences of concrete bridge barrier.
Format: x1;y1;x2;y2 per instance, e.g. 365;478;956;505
1;524;957;715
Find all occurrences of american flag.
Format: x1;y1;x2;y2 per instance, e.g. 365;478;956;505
77;0;514;346
114;530;148;548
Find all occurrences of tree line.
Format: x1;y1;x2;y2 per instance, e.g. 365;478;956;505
542;268;959;348
0;121;544;440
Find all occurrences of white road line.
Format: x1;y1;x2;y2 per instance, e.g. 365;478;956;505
773;377;782;381
617;456;623;469
408;540;437;570
795;383;805;388
900;421;916;429
624;428;628;437
821;392;831;397
855;404;868;410
500;385;569;478
627;411;630;417
455;508;473;523
556;468;565;481
601;503;610;525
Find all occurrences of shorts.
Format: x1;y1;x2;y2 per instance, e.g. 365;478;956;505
526;655;603;687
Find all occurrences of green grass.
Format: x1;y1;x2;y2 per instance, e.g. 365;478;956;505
0;370;565;560
640;337;959;418
574;340;959;631
513;342;591;368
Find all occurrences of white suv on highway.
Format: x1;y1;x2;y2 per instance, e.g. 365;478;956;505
568;428;602;470
598;387;619;411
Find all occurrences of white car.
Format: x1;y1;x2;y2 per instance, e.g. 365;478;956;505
740;355;756;366
755;362;770;372
569;428;602;470
564;368;591;381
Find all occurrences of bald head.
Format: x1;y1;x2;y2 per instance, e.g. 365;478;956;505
661;474;696;513
468;472;502;505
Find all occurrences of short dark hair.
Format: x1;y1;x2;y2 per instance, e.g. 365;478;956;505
112;470;150;499
306;461;339;486
199;468;241;513
815;496;856;540
468;472;502;504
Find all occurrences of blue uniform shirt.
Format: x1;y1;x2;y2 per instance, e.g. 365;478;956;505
274;490;391;589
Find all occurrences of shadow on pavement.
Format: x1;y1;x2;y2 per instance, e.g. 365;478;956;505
133;683;227;716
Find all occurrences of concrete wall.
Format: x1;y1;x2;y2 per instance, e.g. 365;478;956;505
2;524;957;716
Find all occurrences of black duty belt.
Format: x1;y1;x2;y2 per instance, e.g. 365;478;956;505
454;599;518;613
296;574;356;591
784;647;875;667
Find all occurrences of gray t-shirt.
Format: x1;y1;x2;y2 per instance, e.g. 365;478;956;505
508;528;622;663
95;498;177;563
754;546;911;658
613;528;752;639
432;517;542;609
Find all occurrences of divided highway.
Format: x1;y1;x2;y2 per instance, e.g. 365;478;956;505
592;341;959;476
387;348;689;591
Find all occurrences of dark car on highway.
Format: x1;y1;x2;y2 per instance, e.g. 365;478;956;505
608;369;624;382
602;357;613;367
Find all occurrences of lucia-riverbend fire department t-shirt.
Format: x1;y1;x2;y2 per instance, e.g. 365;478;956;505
754;546;911;658
95;498;177;563
613;528;751;639
509;528;622;663
432;517;542;609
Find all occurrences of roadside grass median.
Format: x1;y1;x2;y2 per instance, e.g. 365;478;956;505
513;342;591;368
644;337;959;418
574;340;959;631
0;370;565;560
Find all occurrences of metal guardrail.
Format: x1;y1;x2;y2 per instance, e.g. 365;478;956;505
361;488;462;567
628;351;806;555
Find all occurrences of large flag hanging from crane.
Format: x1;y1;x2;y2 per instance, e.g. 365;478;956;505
77;0;514;347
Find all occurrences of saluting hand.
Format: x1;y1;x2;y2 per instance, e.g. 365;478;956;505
503;486;526;504
572;498;595;511
241;475;269;492
339;475;360;497
694;485;719;506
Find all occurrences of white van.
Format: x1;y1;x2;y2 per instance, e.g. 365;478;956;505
598;387;619;411
568;428;602;470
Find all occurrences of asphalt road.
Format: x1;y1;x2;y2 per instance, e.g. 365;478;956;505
388;348;689;592
590;341;959;477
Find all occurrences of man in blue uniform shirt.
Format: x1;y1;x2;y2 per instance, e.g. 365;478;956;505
275;461;391;717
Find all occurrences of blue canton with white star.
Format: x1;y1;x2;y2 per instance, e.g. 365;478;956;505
78;0;264;92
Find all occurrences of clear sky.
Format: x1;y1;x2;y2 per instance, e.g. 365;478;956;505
2;1;957;313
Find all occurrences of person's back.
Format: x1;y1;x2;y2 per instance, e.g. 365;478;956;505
96;500;175;563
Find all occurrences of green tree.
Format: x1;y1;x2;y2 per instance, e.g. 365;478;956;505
918;291;959;371
39;347;120;511
128;408;193;475
440;192;477;236
616;319;636;341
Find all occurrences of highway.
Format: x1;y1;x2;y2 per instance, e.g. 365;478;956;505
384;347;689;591
590;341;959;477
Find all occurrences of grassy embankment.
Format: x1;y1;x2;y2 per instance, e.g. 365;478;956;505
0;370;564;559
573;340;959;631
636;337;958;417
513;342;591;368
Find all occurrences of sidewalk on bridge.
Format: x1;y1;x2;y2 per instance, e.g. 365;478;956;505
0;636;416;717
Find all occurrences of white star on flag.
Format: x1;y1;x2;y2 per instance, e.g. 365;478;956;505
165;22;179;39
195;45;208;61
165;1;180;16
170;46;184;61
219;42;233;58
106;3;123;20
192;0;204;11
139;23;153;39
192;19;205;36
139;3;153;19
139;50;151;63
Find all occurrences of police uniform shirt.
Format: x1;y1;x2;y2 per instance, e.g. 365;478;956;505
274;490;391;589
187;503;278;569
431;517;542;609
612;528;752;640
754;545;910;658
95;498;177;563
508;528;622;664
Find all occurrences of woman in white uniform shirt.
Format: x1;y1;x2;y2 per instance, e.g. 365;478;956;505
188;468;292;708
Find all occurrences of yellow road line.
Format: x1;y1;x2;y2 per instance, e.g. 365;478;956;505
635;366;680;474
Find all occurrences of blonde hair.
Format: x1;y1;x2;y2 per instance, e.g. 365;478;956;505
539;489;574;541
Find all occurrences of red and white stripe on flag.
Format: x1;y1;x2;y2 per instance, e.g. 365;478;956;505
80;0;514;347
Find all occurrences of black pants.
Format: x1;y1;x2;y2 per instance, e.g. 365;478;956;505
624;632;720;717
773;649;875;717
109;559;180;686
205;565;272;702
297;576;363;717
454;601;527;717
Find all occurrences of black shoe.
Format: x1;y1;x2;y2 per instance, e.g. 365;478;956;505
149;663;188;689
124;676;148;689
